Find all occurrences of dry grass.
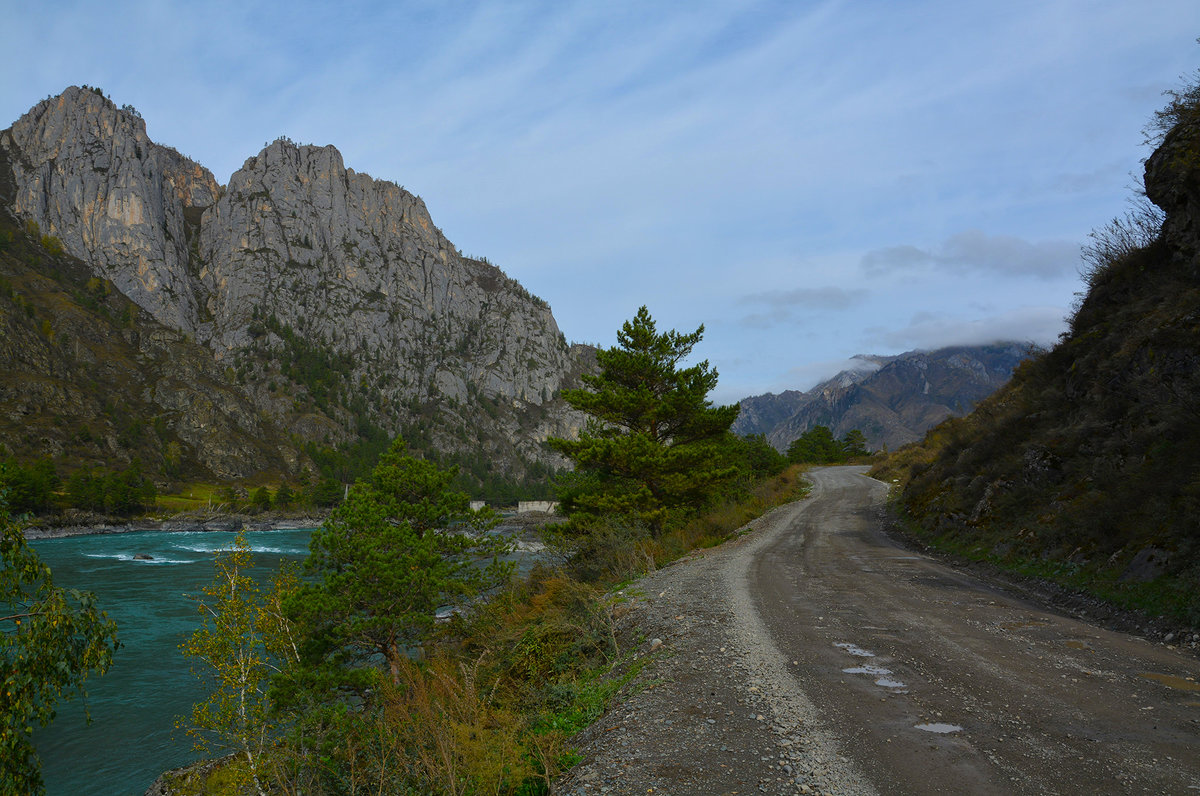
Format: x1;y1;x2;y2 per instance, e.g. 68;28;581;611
381;653;535;796
649;465;809;567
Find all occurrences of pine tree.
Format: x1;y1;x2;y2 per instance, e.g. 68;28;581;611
549;306;740;532
287;439;510;689
841;429;869;458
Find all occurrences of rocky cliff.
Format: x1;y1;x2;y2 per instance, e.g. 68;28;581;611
735;345;1033;452
0;199;306;481
1;86;587;489
4;87;219;333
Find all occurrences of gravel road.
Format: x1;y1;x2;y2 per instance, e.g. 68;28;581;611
556;466;1200;795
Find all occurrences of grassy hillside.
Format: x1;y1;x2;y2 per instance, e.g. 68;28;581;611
874;77;1200;627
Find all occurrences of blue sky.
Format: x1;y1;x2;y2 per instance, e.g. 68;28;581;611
4;1;1198;403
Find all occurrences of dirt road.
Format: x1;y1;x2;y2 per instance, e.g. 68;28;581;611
753;466;1200;793
558;466;1200;795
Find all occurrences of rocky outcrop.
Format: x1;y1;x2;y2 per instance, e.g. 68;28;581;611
736;345;1033;452
195;139;573;410
1;87;585;480
3;87;219;332
1144;117;1200;262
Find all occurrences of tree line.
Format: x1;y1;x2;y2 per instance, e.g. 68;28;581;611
0;457;156;516
2;306;814;793
785;426;868;464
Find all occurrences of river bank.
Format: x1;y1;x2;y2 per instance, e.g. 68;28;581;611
21;510;330;540
22;507;564;540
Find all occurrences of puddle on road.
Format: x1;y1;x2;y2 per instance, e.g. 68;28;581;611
842;664;908;692
1140;673;1200;692
874;677;908;690
1065;640;1090;650
834;642;876;657
915;723;964;734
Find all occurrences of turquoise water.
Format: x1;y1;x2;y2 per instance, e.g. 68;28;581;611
28;528;313;796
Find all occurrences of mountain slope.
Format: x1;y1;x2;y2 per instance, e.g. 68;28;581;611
875;93;1200;623
0;201;308;481
736;345;1032;452
0;87;588;491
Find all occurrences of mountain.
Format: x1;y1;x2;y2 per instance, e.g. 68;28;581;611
0;86;588;492
875;88;1200;622
0;204;307;481
734;344;1034;452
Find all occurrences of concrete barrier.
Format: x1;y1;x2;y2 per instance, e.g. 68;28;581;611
517;500;558;514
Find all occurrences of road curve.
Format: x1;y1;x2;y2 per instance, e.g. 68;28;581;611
755;466;1200;794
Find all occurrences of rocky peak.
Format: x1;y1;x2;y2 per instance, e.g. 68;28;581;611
1;87;585;478
195;136;572;409
1144;118;1200;260
2;86;220;331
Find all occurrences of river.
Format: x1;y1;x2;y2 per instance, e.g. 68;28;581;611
28;521;546;796
29;528;313;796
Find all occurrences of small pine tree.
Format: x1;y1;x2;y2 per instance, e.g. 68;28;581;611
548;306;740;532
274;483;294;509
287;439;510;688
251;486;272;512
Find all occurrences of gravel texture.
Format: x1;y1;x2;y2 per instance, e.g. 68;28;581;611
556;466;1200;794
556;499;875;796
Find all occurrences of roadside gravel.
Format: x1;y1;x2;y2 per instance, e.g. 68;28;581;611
556;500;876;796
560;466;1200;794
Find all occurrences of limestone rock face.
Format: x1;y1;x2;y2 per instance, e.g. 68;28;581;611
195;139;573;410
2;87;219;332
1;87;584;475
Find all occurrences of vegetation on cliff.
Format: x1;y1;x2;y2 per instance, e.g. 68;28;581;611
0;173;314;497
0;200;563;516
874;67;1200;626
162;309;801;795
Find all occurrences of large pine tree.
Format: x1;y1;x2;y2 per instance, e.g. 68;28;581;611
549;306;740;532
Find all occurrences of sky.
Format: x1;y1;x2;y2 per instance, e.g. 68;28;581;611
4;1;1199;403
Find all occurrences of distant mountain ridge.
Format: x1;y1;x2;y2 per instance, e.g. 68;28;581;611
735;344;1035;452
0;86;587;490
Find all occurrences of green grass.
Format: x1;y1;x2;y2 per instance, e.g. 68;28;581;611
153;483;226;512
528;653;650;738
891;506;1200;628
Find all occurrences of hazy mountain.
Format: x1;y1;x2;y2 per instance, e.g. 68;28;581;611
735;344;1035;452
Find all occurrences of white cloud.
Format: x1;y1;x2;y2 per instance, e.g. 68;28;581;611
735;285;870;328
866;306;1070;351
861;231;1080;280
